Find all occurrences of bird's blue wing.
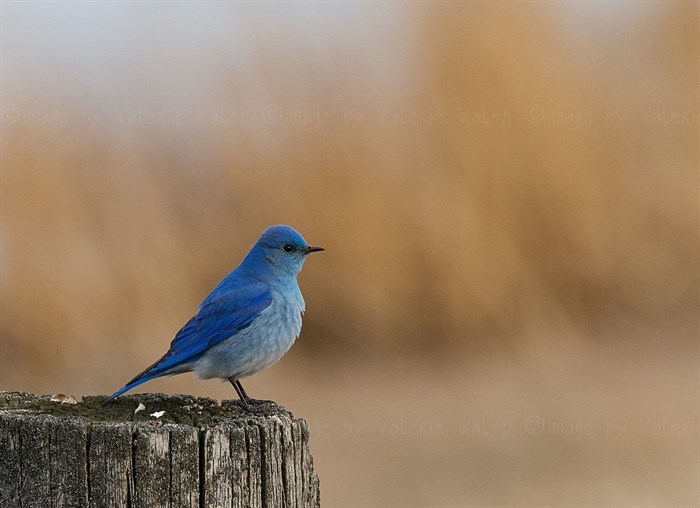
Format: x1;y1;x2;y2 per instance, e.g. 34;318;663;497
157;283;273;372
109;283;272;399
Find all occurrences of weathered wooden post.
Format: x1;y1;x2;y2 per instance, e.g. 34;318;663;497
0;391;320;507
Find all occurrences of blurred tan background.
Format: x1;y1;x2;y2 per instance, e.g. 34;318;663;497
1;2;698;506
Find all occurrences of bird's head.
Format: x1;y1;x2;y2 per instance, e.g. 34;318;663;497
245;225;324;277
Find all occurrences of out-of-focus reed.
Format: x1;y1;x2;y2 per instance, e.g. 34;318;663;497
1;3;696;388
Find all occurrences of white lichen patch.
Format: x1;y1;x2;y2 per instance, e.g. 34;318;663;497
50;393;77;404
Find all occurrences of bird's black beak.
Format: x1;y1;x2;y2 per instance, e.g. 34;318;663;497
303;245;325;255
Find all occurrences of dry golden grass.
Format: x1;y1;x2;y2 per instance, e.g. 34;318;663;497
1;3;697;505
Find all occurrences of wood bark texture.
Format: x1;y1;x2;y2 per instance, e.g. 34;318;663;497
0;392;320;508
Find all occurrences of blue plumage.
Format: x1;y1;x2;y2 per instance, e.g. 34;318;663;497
109;225;323;405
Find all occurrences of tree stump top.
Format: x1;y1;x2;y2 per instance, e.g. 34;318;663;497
0;390;293;425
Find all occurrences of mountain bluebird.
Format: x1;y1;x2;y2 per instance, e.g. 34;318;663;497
109;225;323;406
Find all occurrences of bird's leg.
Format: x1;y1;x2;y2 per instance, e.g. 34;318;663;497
235;380;250;401
228;377;251;406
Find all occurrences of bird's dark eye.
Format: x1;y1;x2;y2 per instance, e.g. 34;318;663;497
283;244;294;252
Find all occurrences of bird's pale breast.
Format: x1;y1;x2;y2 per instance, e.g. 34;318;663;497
192;287;304;380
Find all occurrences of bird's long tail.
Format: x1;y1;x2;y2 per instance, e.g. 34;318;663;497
108;352;178;400
108;375;154;400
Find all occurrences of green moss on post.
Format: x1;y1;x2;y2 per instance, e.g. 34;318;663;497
0;391;320;507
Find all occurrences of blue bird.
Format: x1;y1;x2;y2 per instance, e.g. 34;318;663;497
109;225;323;405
